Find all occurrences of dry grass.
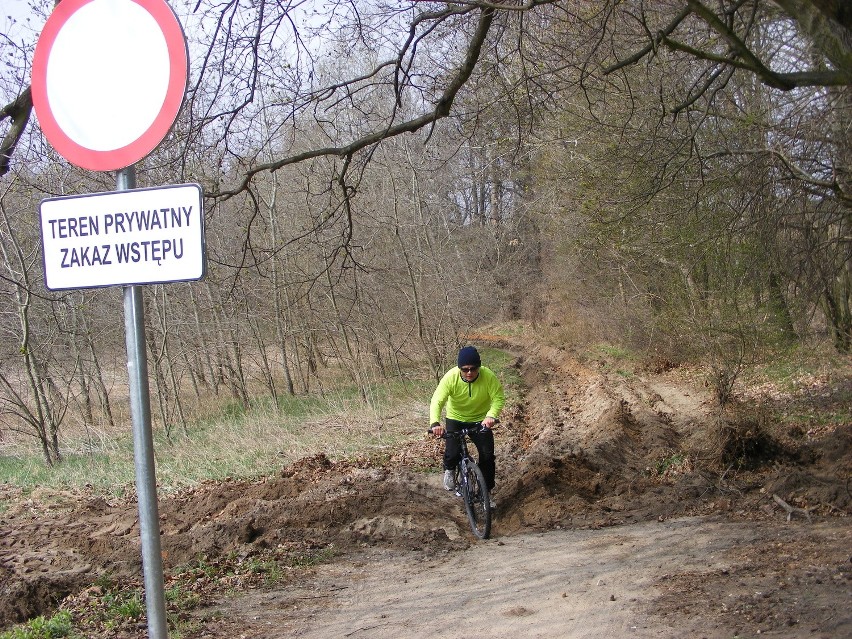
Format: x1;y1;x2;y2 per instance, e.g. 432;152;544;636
0;380;433;498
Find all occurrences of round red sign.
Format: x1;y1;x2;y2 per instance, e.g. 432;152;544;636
32;0;188;171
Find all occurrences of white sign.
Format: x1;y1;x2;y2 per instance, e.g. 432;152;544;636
39;184;205;290
31;0;188;171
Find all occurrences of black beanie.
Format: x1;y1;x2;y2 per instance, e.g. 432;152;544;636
457;346;481;368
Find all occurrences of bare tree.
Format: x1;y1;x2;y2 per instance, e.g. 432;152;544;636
0;181;66;465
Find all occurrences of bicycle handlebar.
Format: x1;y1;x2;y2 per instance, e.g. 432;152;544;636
428;422;490;437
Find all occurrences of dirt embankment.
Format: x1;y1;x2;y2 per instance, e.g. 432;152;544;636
1;339;850;637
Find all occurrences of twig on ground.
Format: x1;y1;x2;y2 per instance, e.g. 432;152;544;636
772;493;814;523
344;624;391;637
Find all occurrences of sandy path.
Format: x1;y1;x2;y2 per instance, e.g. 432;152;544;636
209;515;795;639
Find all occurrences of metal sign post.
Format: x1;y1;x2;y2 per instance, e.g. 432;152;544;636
119;167;169;639
31;3;193;638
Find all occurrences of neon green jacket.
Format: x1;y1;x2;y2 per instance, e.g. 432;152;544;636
430;366;505;424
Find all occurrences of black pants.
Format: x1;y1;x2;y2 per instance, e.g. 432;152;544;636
443;418;496;490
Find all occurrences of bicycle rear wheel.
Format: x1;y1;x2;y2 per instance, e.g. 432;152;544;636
461;461;491;539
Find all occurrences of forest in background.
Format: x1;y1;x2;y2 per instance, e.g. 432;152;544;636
0;1;849;466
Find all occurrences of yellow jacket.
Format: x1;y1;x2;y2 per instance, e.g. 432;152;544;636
430;366;505;424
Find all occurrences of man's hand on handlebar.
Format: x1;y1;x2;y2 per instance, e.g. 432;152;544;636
481;416;498;430
429;422;445;436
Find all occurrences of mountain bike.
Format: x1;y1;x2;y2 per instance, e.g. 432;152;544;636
429;423;492;539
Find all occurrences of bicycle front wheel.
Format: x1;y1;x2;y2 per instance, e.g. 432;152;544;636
461;461;491;539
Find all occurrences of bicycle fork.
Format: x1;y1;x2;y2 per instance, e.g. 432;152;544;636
455;459;469;498
454;438;472;497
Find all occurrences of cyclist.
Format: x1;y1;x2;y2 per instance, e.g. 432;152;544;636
430;346;505;500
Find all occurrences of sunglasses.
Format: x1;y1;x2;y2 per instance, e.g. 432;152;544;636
460;366;479;373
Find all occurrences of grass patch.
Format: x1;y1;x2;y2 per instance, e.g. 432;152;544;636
653;451;691;476
0;378;435;498
286;545;337;568
573;343;640;377
748;343;849;386
173;555;220;580
739;345;852;433
0;612;78;639
102;593;144;628
0;451;136;498
165;584;202;611
245;558;285;585
481;347;521;381
595;344;633;360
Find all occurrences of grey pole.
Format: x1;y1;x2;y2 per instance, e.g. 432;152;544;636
118;166;169;639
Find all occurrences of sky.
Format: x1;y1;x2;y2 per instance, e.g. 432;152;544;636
3;0;49;41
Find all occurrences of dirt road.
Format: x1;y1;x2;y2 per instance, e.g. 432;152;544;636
200;515;850;639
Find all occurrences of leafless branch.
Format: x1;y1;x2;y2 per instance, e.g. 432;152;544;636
603;7;692;74
0;87;32;177
704;147;851;203
604;1;851;90
214;5;496;199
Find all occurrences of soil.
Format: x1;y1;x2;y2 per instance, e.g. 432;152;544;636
1;338;850;638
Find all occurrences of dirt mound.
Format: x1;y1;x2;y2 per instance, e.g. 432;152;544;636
1;340;850;634
0;456;461;624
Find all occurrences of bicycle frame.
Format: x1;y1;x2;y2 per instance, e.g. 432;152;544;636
436;424;492;539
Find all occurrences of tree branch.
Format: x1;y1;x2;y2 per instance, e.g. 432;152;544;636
0;87;32;177
603;7;692;74
215;6;496;199
704;147;851;203
772;0;852;81
604;1;852;89
685;0;793;88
